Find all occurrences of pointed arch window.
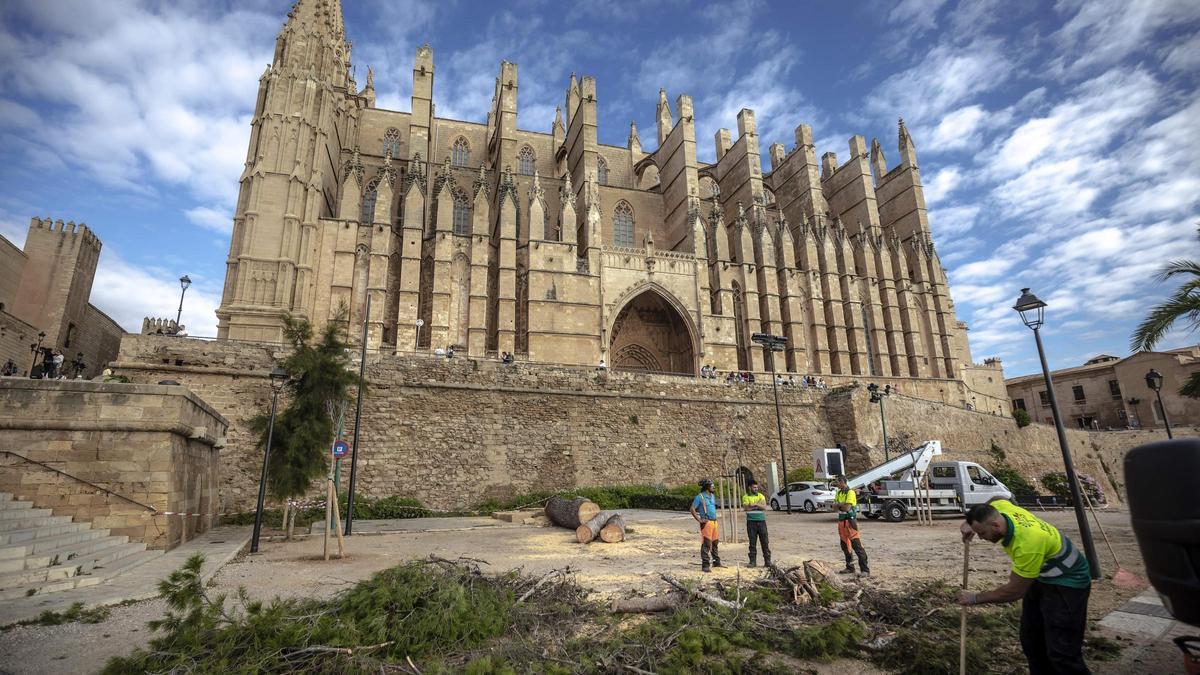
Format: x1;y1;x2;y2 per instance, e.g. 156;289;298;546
452;188;471;235
452;137;470;167
361;177;379;223
383;128;401;158
597;156;609;185
518;145;536;175
613;200;635;247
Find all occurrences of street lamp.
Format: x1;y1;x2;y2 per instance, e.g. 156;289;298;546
414;318;425;351
1145;369;1172;439
867;383;892;461
1013;288;1100;579
752;332;792;513
28;331;46;376
251;366;290;553
175;275;191;330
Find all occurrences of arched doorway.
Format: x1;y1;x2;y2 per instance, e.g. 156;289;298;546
609;288;696;375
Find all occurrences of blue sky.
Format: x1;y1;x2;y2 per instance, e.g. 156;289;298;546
0;0;1197;377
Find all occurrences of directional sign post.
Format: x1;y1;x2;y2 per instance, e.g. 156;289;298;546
331;440;348;530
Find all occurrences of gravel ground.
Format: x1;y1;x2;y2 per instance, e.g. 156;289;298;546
0;507;1159;674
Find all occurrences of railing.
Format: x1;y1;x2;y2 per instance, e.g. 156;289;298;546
0;450;158;513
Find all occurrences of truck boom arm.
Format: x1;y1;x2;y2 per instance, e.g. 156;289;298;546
846;441;942;490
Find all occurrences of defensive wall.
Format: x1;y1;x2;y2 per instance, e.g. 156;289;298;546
0;379;227;549
110;334;1191;512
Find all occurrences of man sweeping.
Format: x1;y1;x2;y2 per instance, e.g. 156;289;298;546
690;479;722;572
834;475;870;576
959;499;1091;674
741;480;771;568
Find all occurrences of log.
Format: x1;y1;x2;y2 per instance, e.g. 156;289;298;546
545;496;601;529
661;574;744;610
610;592;684;613
804;559;846;591
575;511;619;543
599;514;626;543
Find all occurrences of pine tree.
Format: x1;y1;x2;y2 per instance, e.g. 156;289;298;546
252;311;360;502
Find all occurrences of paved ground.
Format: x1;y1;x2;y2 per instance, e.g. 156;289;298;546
0;507;1184;674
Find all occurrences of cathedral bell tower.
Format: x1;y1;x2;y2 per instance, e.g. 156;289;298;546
216;0;353;341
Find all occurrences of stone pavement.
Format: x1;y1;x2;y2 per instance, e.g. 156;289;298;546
0;526;250;627
1098;586;1199;673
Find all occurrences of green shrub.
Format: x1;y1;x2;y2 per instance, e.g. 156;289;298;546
1013;408;1031;427
1040;472;1106;504
991;466;1037;497
477;485;699;514
786;465;815;483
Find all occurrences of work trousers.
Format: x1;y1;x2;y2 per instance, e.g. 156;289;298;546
746;520;770;564
1020;582;1091;675
700;538;720;567
838;519;869;572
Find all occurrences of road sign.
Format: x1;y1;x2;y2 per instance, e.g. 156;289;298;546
332;440;349;459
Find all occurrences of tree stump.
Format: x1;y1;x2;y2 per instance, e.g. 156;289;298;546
545;496;601;529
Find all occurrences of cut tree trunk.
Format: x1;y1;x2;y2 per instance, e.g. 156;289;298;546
576;511;619;543
804;559;846;592
545;497;601;529
599;514;626;543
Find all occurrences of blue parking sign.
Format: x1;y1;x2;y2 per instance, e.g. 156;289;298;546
332;440;349;459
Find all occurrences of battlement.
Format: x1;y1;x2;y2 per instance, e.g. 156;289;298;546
141;317;182;335
28;217;102;251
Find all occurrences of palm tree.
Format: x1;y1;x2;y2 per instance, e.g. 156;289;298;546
1130;225;1200;397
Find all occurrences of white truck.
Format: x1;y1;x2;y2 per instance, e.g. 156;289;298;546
814;441;1013;522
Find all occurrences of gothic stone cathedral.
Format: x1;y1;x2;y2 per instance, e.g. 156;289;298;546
217;0;1004;394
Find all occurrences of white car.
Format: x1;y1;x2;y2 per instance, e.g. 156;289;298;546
770;482;835;513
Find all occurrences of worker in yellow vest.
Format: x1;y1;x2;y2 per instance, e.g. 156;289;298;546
834;475;870;576
960;499;1091;674
741;480;771;568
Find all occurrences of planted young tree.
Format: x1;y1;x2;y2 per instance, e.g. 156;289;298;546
1130;225;1200;398
252;311;360;536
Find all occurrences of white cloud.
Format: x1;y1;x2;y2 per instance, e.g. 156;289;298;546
923;165;963;205
89;249;221;337
1161;33;1200;73
925;105;987;152
929;203;979;237
888;0;949;31
951;255;1019;283
0;1;275;224
185;206;233;235
1050;0;1200;77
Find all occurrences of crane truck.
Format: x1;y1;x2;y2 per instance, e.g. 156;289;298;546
812;441;1013;522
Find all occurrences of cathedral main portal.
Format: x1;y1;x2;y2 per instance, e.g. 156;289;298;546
609;289;696;375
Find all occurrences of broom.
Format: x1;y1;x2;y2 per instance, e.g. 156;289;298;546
1077;477;1145;589
960;539;969;675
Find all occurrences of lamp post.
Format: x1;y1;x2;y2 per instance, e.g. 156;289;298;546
1145;369;1172;439
251;366;289;553
414;318;424;351
867;383;892;461
175;275;191;329
1013;288;1100;579
752;332;792;513
346;294;371;535
29;331;46;376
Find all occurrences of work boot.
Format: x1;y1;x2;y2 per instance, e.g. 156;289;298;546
748;557;757;568
764;556;772;568
712;558;724;568
702;564;712;573
838;566;856;575
860;569;871;577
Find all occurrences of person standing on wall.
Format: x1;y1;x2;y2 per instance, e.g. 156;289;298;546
742;480;771;568
834;475;870;576
690;479;722;572
959;499;1091;674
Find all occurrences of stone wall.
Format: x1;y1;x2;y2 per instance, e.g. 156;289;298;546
0;379;227;549
111;333;1184;512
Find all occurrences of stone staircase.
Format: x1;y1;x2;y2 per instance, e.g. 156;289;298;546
0;492;163;601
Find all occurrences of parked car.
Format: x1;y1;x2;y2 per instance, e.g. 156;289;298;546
770;482;834;513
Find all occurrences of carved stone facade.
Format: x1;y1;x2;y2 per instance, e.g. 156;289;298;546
215;0;1005;408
